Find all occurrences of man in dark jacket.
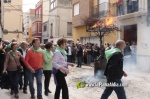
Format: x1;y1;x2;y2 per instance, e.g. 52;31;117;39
0;40;6;77
76;43;83;68
18;41;28;94
101;40;127;99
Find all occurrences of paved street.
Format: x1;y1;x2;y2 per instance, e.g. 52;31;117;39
0;65;150;99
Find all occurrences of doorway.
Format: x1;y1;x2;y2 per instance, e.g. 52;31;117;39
124;24;137;44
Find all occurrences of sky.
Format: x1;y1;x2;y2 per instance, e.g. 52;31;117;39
23;0;40;12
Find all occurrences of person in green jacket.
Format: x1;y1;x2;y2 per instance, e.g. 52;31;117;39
43;42;53;96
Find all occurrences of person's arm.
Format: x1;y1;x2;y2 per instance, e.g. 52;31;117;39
43;52;51;64
18;52;24;61
52;51;69;74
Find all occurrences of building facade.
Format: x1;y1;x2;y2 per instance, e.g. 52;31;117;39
0;0;3;38
42;21;49;44
32;0;43;41
1;0;24;42
46;0;72;44
72;0;118;45
73;0;150;71
23;12;29;42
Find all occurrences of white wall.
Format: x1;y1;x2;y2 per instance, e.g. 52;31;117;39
48;7;72;42
119;14;150;71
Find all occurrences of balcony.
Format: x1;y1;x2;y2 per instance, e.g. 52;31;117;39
91;3;116;19
32;16;42;23
91;1;147;20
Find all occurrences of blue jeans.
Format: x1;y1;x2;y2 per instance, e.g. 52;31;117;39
87;54;91;64
100;79;126;99
28;68;43;98
77;57;82;67
67;55;72;62
23;69;29;91
132;1;138;12
8;70;20;94
117;4;124;15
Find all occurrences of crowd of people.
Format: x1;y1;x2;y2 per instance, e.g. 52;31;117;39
0;37;137;99
0;38;74;99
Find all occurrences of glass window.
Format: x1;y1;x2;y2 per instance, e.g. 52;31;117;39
50;24;53;36
4;0;11;3
43;25;47;32
38;22;42;33
74;3;79;16
51;3;54;9
67;22;72;36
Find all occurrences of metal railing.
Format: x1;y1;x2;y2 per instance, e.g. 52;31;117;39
91;2;117;18
91;1;146;18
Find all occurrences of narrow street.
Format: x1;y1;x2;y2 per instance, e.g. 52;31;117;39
0;65;150;99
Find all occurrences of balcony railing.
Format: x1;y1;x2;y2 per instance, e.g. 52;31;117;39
91;1;147;18
91;2;116;18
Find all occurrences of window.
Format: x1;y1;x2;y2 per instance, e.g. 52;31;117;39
39;8;41;17
50;24;53;36
38;22;42;33
36;10;38;18
50;0;54;3
67;22;72;36
73;3;79;16
4;0;11;3
44;39;48;44
43;25;47;32
51;3;54;9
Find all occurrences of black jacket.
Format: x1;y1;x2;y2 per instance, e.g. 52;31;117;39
76;46;83;57
104;52;124;80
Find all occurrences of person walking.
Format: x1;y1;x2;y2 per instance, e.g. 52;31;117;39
52;38;74;99
3;42;24;98
100;40;127;99
18;41;28;93
0;39;6;76
76;43;83;68
43;42;53;96
24;38;44;99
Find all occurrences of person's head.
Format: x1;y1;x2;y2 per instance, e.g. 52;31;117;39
11;42;18;51
21;41;28;49
12;38;17;43
45;42;53;51
40;44;45;49
32;38;40;48
132;41;136;45
115;40;126;51
57;38;67;49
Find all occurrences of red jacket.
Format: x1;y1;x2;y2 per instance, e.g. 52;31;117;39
24;49;44;70
117;0;123;5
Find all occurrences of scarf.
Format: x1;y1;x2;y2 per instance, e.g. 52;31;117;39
31;46;43;53
19;47;26;51
9;50;19;56
105;48;121;61
56;46;67;56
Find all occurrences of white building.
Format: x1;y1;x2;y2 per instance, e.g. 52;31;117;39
42;21;49;43
23;12;30;42
116;0;150;71
44;0;72;44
